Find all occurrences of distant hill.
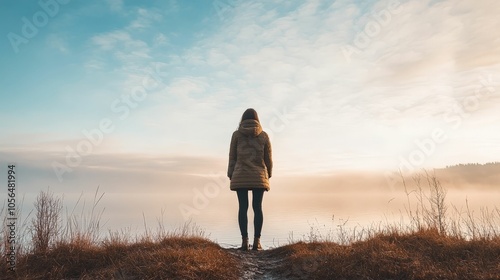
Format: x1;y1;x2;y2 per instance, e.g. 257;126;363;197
442;162;500;171
435;162;500;190
273;163;500;193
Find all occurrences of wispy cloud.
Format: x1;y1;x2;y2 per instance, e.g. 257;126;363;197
0;149;227;193
46;34;69;53
92;30;147;52
132;0;500;171
128;8;164;30
153;33;169;47
106;0;123;12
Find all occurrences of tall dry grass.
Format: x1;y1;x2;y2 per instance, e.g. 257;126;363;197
1;195;32;261
30;188;62;253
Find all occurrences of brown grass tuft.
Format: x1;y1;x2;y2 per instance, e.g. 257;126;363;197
10;236;239;279
273;229;500;280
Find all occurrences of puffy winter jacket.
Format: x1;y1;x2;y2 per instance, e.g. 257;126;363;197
227;119;272;191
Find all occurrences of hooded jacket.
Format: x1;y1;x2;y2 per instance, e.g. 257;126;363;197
227;119;273;191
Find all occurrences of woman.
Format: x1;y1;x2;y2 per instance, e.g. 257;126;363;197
228;108;273;251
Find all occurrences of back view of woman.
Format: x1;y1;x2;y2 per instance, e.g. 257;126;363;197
227;108;273;250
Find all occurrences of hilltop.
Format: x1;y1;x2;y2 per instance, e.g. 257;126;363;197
435;162;500;189
3;230;500;279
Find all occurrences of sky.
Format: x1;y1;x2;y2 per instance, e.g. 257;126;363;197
1;0;500;197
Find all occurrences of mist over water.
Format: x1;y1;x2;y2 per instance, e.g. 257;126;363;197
13;169;500;249
87;190;500;248
15;176;500;248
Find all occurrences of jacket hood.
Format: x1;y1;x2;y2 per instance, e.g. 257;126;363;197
238;119;263;137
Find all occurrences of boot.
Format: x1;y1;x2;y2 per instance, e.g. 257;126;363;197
252;237;262;251
239;237;249;251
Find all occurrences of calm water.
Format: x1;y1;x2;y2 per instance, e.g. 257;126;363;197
15;188;500;249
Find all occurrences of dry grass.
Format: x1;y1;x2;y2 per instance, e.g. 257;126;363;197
273;229;500;280
1;188;240;280
30;188;62;254
9;236;239;280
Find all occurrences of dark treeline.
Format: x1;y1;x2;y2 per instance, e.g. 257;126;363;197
436;162;500;189
444;162;500;169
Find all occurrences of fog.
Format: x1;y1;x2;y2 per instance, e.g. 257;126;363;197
2;151;498;247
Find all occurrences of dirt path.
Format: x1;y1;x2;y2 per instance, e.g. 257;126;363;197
225;248;285;280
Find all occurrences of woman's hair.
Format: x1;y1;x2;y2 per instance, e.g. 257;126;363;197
240;108;260;124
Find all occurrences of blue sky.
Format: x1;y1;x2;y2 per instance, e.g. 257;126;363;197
1;0;500;194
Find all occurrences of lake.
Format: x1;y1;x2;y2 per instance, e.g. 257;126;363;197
15;187;500;249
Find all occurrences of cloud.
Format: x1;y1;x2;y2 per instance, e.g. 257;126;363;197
0;148;228;193
128;8;164;30
13;0;498;176
46;34;69;53
92;30;144;51
89;30;152;73
106;0;123;12
130;0;500;171
153;33;169;47
84;59;106;70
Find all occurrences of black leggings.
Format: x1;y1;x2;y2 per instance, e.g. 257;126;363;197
236;189;264;238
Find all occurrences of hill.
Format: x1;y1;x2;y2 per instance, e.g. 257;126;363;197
435;162;500;189
3;230;499;280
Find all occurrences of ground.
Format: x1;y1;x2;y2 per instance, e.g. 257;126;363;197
226;248;286;280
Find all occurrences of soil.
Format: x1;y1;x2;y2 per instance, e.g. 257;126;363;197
225;248;286;280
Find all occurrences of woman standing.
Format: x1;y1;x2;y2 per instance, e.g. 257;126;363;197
228;108;273;251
